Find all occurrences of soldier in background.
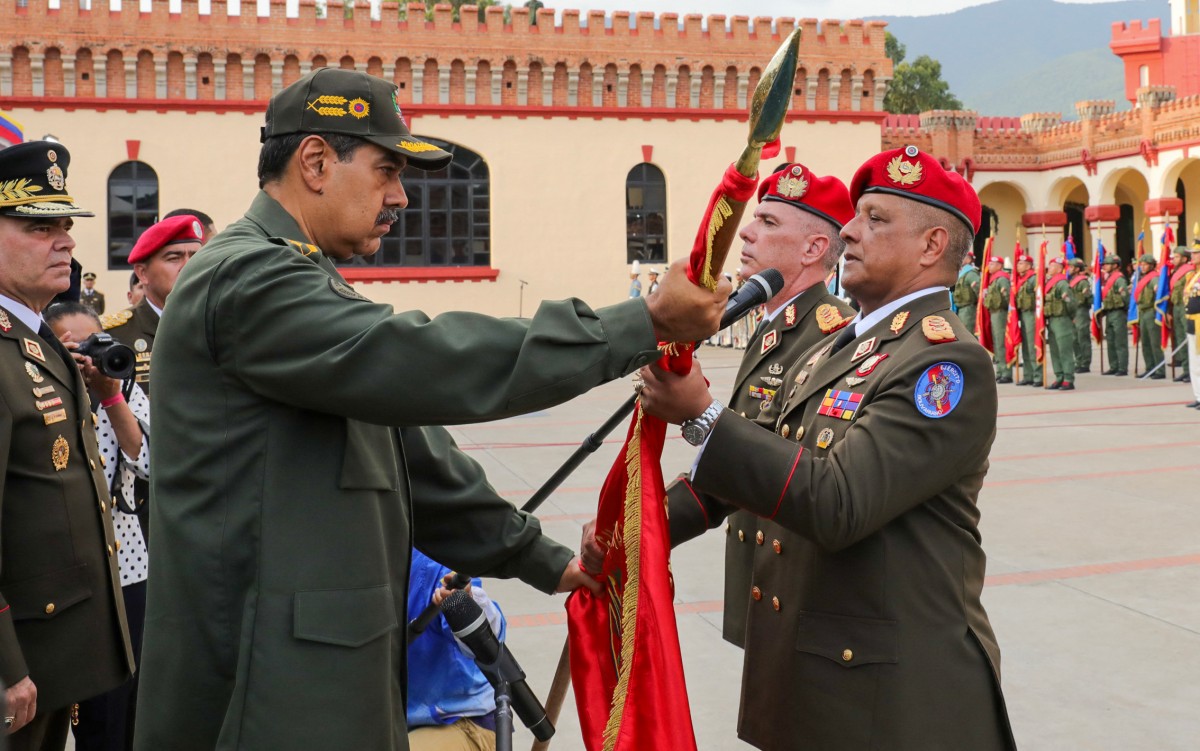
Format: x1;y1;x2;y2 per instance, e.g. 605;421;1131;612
1183;265;1200;407
1068;257;1093;373
1099;256;1130;375
79;272;105;315
1169;247;1194;383
1043;256;1077;390
1014;254;1042;386
162;208;215;243
1134;254;1165;378
125;273;144;309
953;250;980;337
982;254;1012;383
647;267;661;296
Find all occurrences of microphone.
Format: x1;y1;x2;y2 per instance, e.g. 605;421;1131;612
440;589;554;742
719;268;785;329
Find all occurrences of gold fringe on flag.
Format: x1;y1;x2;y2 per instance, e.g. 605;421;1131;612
700;196;734;292
601;407;645;751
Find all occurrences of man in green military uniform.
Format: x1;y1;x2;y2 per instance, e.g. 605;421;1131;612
1014;254;1042;386
79;271;105;314
0;141;134;751
102;214;204;394
953;250;981;337
1169;247;1194;382
1099;256;1130;375
1068;257;1093;373
982;254;1012;383
664;162;856;649
1044;256;1077;389
132;68;728;751
637;146;1014;750
1134;254;1165;378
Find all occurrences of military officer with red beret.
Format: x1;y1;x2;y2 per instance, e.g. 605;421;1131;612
640;145;1014;751
664;162;856;648
1043;255;1077;390
0;141;134;751
101;214;204;395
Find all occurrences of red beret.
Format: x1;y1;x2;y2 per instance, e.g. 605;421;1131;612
849;146;981;234
757;162;854;229
128;214;205;264
1017;254;1034;264
1048;255;1066;266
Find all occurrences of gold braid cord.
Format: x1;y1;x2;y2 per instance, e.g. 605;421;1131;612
700;196;734;292
601;407;645;751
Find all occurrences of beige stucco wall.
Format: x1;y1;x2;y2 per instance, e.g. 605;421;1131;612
10;106;881;317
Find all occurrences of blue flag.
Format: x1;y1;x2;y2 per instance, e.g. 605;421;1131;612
1064;235;1076;262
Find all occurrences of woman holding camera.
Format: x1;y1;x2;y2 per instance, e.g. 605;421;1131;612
44;302;149;751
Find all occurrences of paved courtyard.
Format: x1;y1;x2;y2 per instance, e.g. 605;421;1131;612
454;344;1200;751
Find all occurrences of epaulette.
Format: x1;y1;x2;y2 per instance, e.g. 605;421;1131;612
816;304;851;334
100;309;133;330
921;315;957;343
282;238;321;257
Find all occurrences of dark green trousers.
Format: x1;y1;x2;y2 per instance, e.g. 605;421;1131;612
1138;310;1164;374
990;309;1011;378
1103;310;1129;372
1047;315;1076;383
1019;310;1042;384
957;304;978;339
1073;308;1092;369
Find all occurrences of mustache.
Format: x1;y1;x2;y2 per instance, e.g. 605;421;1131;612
376;207;402;225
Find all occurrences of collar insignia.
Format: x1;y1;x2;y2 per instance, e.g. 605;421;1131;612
890;311;910;333
784;304;797;327
768;362;784;375
760;329;779;355
851;336;877;362
0;309;10;332
856;353;889;376
23;338;46;363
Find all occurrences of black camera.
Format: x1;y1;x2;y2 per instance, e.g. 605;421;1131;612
76;333;136;380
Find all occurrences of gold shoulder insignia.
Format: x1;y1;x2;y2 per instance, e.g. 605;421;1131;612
101;309;133;330
285;239;321;257
816;304;850;334
921;315;957;343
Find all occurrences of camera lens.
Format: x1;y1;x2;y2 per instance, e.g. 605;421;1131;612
100;347;135;380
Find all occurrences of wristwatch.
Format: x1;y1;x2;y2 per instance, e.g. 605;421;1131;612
681;399;724;446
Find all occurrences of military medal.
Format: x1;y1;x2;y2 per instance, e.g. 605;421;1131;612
43;408;68;426
845;376;866;387
784;304;797;327
52;435;69;471
817;388;863;420
22;338;46;363
922;315;957;343
850;337;877;362
761;376;783;387
816;427;835;449
32;385;55;398
807;343;832;368
890;311;909;333
760;329;779;355
856;353;889;376
135;338;148;353
35;396;63;411
0;309;10;332
25;362;44;383
794;370;809;385
768;362;783;376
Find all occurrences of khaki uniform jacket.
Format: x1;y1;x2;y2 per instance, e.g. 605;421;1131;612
667;284;853;648
80;289;105;315
102;299;159;393
133;192;661;751
670;291;1013;751
0;307;133;711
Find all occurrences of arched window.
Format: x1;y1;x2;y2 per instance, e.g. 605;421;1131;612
626;163;667;264
340;139;490;267
107;161;159;268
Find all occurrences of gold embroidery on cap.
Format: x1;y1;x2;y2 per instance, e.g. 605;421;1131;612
306;95;349;117
397;140;441;153
885;155;923;187
0;178;44;202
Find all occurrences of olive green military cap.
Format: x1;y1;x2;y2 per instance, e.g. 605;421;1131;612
1138;254;1157;266
0;140;94;218
261;68;452;171
1173;246;1191;260
1070;257;1086;269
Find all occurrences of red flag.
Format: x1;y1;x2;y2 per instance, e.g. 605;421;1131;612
976;235;995;352
1090;239;1105;344
1004;242;1023;366
1034;240;1047;363
567;162;758;751
1159;222;1175;350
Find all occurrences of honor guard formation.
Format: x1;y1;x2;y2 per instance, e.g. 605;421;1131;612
3;60;1199;751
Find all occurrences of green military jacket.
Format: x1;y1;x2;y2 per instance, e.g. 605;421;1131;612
1015;273;1038;311
1044;276;1075;318
102;299;159;393
1171;263;1196;306
0;305;134;711
1137;274;1159;312
133;192;661;751
982;272;1010;311
1070;274;1093;310
80;289;105;315
952;266;981;307
670;291;1013;751
666;283;854;648
1101;272;1129;311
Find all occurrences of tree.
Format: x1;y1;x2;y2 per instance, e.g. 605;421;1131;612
526;0;544;24
883;32;963;114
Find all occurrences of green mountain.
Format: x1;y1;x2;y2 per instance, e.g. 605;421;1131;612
878;0;1170;118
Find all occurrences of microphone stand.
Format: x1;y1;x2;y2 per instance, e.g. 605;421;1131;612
494;680;514;751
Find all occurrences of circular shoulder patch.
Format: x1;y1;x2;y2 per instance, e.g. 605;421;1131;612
913;361;965;419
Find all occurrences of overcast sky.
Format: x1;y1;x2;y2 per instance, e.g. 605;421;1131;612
532;0;1124;20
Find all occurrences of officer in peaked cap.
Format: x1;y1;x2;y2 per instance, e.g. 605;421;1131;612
636;145;1015;750
80;271;105;315
102;214;205;396
655;161;856;651
0;141;134;750
132;67;730;751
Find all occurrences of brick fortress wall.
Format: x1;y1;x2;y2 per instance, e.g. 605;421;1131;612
0;0;892;119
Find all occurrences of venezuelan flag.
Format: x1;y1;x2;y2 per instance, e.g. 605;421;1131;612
0;110;24;145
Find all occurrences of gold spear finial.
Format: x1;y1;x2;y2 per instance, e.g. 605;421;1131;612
734;27;802;178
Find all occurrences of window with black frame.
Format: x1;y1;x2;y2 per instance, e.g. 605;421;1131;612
337;139;491;268
107;160;160;269
626;163;667;264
